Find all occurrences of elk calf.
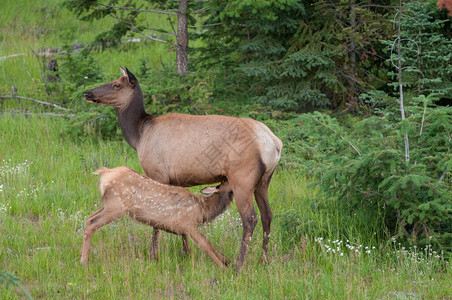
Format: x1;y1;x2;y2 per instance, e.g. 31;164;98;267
80;166;233;270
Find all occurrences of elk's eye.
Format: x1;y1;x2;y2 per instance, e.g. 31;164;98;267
113;83;120;88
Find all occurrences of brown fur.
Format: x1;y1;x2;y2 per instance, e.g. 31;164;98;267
81;166;233;270
84;68;283;270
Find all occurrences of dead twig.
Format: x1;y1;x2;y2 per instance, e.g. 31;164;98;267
437;169;448;186
0;95;71;111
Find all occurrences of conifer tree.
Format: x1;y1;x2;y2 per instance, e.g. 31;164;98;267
193;0;309;110
380;1;452;104
194;0;392;113
64;0;197;76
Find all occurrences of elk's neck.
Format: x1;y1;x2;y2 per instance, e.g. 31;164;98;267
200;192;232;224
116;89;149;150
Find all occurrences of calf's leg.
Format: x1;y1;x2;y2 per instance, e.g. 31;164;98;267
188;230;228;270
150;228;160;260
81;207;125;265
149;230;191;260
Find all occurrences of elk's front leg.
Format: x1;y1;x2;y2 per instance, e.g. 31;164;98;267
149;228;160;260
188;230;228;270
182;234;191;256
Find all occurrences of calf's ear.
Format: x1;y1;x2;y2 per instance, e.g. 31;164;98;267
200;186;219;196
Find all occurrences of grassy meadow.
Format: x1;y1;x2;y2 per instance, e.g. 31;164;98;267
1;0;451;299
0;114;451;299
0;0;173;98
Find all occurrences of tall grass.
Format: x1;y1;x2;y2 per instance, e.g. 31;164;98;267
0;114;450;299
0;0;174;100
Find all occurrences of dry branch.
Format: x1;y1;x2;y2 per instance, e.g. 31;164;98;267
0;95;70;111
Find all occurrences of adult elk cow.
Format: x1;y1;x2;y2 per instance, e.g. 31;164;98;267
84;67;282;270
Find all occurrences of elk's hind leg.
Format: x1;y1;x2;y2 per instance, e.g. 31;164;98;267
228;167;261;271
232;186;258;271
254;177;273;262
81;207;125;265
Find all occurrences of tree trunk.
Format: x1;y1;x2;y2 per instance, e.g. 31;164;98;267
176;0;189;76
348;0;357;113
397;0;410;164
46;58;59;83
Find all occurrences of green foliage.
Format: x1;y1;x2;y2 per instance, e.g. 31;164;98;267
64;0;138;49
42;45;114;141
322;2;452;251
63;0;195;51
0;270;32;300
138;60;216;115
45;47;104;106
63;105;121;142
379;1;452;106
193;0;309;111
282;104;452;252
194;0;394;113
248;21;343;112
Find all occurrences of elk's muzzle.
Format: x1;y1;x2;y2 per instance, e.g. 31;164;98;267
84;91;98;103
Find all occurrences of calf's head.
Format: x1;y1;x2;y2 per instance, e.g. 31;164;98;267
200;179;233;199
199;179;234;223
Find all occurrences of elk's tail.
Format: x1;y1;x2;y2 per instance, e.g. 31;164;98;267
93;167;111;176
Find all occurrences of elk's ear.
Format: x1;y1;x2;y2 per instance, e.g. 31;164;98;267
200;186;219;196
125;68;137;86
120;66;127;77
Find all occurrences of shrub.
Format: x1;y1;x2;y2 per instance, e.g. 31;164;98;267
0;270;32;299
281;102;451;252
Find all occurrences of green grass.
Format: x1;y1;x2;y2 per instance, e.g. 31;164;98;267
0;0;174;98
0;114;450;299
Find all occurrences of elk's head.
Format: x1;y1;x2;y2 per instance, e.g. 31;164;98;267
199;178;233;223
84;67;139;109
200;178;233;201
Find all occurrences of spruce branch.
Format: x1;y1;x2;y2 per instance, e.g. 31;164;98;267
190;8;208;14
188;22;223;28
310;116;362;156
167;15;177;34
0;270;32;300
143;27;176;37
129;21;175;45
108;14;174;45
99;3;177;16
